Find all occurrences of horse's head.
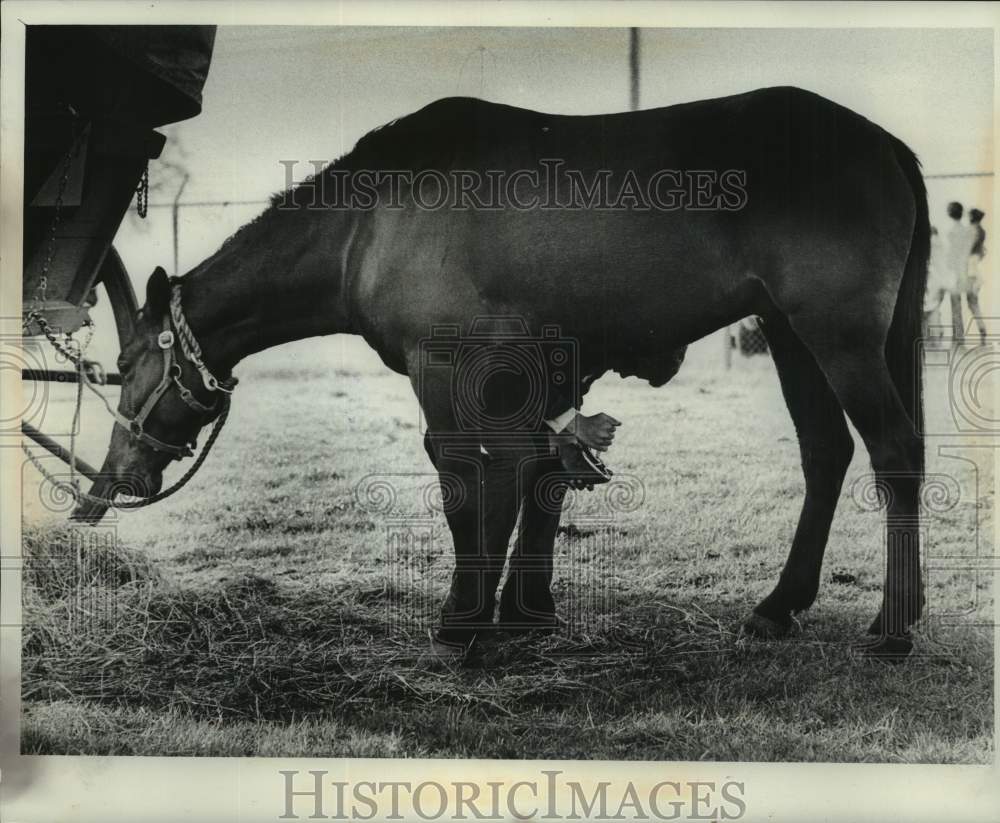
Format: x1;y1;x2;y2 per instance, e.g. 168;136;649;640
72;266;236;522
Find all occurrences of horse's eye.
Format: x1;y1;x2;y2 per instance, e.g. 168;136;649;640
117;356;129;373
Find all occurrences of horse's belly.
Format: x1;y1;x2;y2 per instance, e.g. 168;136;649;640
464;208;755;349
362;202;761;374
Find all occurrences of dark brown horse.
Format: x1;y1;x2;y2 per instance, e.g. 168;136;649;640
76;86;928;659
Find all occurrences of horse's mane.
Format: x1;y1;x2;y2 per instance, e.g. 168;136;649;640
213;97;514;253
264;114;404;210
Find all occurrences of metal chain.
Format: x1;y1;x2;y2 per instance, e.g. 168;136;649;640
135;163;149;218
28;129;83;315
24;311;93;376
24;129;93;369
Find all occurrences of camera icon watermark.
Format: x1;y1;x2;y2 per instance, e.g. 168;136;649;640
0;332;53;436
415;316;580;436
918;326;1000;437
847;456;995;654
21;518;133;638
354;468;646;654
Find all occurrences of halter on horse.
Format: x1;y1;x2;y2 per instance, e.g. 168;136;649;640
65;272;236;518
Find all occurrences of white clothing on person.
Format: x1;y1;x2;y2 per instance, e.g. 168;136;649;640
924;231;949;313
946;218;976;293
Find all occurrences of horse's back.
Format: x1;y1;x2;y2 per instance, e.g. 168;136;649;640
351;87;896;172
349;88;921;362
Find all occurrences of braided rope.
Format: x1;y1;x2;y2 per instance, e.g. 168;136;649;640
169;283;236;393
170;284;203;365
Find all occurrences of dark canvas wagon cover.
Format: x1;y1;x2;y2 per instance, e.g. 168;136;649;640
28;25;216;127
23;25;216;334
21;26;217;495
89;26;216;125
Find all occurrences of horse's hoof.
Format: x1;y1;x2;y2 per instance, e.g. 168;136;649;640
868;611;921;639
497;610;559;635
742;611;791;640
426;629;474;662
853;633;914;663
496;622;558;640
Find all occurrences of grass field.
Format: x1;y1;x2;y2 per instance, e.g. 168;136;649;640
20;333;995;761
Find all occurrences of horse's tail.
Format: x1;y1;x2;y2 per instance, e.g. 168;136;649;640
886;136;929;475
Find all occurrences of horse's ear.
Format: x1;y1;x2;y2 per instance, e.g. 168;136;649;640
145;266;170;314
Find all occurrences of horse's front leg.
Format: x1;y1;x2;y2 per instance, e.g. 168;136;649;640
498;449;564;633
410;358;524;654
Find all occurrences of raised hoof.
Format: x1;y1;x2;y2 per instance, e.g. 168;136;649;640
742;611;792;640
854;633;914;663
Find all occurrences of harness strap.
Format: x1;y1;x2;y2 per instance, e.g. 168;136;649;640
117;315;194;458
172;372;216;414
132;318;174;422
27;393;232;511
111;289;237;460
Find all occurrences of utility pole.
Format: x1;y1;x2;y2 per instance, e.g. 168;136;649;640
629;28;641;111
172;172;189;276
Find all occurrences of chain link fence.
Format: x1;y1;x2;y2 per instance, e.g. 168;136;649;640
724;316;769;368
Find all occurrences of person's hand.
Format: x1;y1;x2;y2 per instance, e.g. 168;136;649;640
570;412;621;452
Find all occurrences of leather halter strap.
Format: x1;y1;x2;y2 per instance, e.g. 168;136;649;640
115;284;237;459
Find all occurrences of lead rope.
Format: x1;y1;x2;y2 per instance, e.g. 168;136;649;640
68;341;84;496
81;395;230;509
22;387;231;511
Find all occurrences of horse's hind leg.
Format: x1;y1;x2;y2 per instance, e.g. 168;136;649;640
744;314;854;639
790;311;924;658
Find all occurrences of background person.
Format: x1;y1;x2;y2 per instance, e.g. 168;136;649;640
964;208;988;346
923;226;949;345
945;201;976;345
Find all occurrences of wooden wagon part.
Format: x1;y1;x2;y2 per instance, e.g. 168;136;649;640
21;25;216;502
